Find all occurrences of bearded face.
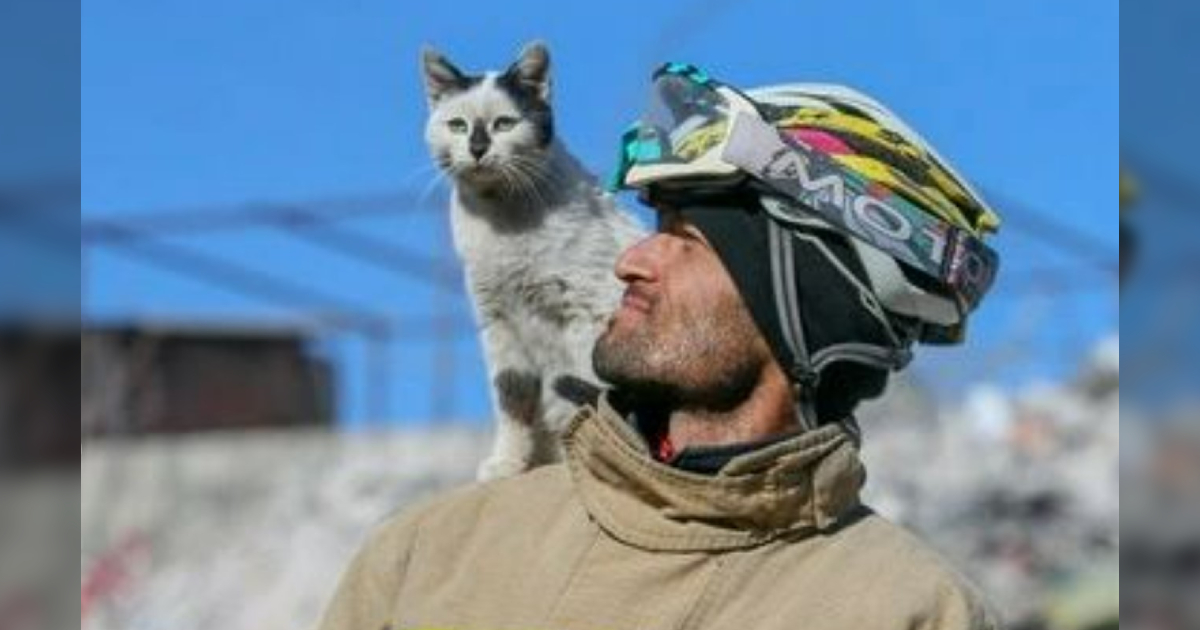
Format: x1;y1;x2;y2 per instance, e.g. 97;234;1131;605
593;211;773;411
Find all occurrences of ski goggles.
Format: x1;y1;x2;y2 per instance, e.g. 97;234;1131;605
612;63;1000;315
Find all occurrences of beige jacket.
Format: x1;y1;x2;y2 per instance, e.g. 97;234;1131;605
318;395;999;630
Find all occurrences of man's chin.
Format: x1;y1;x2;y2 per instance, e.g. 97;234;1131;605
593;337;672;406
595;361;671;406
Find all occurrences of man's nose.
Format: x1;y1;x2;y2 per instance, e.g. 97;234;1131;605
614;235;660;284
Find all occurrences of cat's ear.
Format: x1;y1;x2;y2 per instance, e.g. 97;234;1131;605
505;40;551;102
421;46;470;107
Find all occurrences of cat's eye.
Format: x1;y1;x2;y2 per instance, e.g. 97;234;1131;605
492;116;519;132
447;118;469;134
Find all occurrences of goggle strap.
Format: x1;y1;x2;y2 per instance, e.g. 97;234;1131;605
722;112;997;312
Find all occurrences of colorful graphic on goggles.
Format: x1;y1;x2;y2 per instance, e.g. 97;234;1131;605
612;63;998;314
722;113;998;313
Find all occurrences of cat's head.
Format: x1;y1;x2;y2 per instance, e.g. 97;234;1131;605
422;42;554;194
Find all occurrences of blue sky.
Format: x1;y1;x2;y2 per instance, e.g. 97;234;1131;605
1;0;77;187
83;0;1119;427
1120;0;1200;409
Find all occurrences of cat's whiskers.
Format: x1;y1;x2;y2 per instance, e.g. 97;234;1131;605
494;164;523;203
498;163;538;208
506;161;551;209
398;161;440;189
515;154;576;202
418;168;452;211
510;154;566;187
506;159;556;208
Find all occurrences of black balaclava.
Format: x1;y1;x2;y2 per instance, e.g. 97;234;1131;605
678;201;896;425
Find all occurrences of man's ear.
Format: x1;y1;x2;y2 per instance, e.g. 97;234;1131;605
504;40;551;102
421;46;470;107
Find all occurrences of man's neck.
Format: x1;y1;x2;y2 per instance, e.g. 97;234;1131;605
666;364;799;452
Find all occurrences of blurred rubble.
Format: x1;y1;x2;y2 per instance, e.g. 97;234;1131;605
81;429;487;630
78;341;1124;630
860;338;1119;630
1121;414;1200;630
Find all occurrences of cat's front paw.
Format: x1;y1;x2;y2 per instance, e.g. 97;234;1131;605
476;455;530;482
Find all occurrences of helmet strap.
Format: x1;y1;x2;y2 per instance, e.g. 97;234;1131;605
768;220;821;431
769;219;915;431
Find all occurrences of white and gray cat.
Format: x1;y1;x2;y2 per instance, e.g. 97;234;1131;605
421;41;644;481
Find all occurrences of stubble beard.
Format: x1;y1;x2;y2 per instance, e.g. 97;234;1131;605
593;291;766;413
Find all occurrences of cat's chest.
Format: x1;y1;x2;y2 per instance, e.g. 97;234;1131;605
449;203;582;284
448;198;624;325
453;230;595;326
464;254;571;312
456;227;557;268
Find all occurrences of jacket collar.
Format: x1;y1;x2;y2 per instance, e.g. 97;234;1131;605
564;394;867;552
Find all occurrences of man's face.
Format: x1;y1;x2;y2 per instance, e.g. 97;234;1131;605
593;209;773;410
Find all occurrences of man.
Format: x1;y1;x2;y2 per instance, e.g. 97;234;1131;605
318;64;1001;630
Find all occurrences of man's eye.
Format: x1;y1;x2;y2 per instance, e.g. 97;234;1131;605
447;118;469;134
493;116;519;132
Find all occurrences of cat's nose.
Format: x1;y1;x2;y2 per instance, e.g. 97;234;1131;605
469;127;491;160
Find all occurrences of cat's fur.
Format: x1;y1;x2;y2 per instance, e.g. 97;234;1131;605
421;42;644;480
